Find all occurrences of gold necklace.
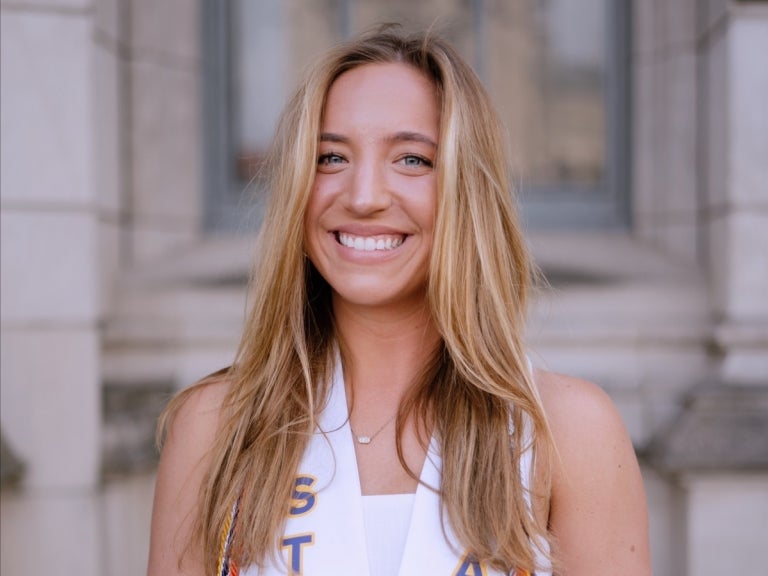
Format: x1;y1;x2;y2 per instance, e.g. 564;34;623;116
349;413;397;445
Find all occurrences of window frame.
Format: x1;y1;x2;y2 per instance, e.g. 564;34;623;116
520;0;632;230
201;0;631;232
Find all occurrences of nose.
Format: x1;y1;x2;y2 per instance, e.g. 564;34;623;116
344;158;391;215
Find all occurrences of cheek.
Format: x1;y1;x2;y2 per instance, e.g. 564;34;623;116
413;181;438;229
305;180;333;219
304;184;323;227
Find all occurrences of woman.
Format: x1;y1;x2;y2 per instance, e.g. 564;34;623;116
148;29;651;576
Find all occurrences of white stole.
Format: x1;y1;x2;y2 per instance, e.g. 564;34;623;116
242;361;542;576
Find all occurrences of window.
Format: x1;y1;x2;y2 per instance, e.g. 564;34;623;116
203;0;629;231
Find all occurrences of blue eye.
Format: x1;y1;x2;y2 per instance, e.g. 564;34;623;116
401;155;433;168
317;153;345;166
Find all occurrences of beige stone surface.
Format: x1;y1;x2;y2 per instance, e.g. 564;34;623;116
721;347;768;387
643;466;686;576
94;0;122;43
700;0;730;37
129;223;198;263
632;59;655;222
0;490;101;575
0;328;100;489
632;0;656;58
0;10;93;206
101;473;156;576
660;51;698;217
710;210;768;321
659;0;698;53
687;474;768;574
1;210;99;323
637;215;701;266
0;0;91;10
130;60;201;223
703;25;729;211
128;0;199;63
93;41;123;215
98;216;122;317
730;16;768;205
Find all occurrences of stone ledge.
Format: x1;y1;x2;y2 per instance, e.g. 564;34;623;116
101;381;174;479
647;384;768;472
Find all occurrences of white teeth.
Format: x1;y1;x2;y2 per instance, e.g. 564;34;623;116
338;232;404;251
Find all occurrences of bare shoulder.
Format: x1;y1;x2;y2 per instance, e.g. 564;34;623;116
147;373;232;576
532;367;637;491
534;369;627;451
532;369;651;575
163;374;231;448
158;374;232;478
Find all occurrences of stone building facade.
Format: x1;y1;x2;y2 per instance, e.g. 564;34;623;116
1;1;766;575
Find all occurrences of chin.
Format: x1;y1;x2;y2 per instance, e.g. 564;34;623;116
330;281;427;312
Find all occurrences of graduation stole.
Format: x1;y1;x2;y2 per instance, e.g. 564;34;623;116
220;363;538;576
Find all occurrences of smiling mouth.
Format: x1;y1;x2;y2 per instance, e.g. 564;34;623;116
335;232;406;251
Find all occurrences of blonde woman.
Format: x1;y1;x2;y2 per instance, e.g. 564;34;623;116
148;29;651;576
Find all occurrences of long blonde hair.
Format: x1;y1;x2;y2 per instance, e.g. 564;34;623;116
161;27;552;574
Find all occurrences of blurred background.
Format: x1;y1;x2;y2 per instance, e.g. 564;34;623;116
1;1;766;574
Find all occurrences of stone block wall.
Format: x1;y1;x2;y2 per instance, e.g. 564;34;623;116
1;2;766;575
1;2;102;574
642;2;768;574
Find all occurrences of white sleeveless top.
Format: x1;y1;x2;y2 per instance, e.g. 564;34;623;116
363;494;416;576
239;360;551;576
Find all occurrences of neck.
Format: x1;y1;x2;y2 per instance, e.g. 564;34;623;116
332;295;441;405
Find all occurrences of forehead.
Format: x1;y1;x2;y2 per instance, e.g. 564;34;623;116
322;62;439;134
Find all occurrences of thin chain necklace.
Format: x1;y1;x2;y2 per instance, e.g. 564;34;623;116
349;412;397;445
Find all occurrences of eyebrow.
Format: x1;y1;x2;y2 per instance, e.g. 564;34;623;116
319;131;437;149
387;131;437;148
319;132;349;144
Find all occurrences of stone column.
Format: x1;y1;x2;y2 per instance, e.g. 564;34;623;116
651;2;768;574
697;3;768;570
705;2;768;385
0;2;102;574
124;0;202;263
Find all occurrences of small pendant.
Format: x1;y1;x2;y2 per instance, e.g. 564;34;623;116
357;436;371;444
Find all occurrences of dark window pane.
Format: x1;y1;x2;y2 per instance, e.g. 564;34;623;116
206;0;627;231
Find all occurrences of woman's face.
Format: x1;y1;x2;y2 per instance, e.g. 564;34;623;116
304;62;439;313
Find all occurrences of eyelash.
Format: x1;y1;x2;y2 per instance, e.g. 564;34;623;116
317;152;345;166
316;152;434;168
400;154;433;168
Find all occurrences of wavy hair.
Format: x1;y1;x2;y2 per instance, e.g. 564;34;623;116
161;27;553;574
